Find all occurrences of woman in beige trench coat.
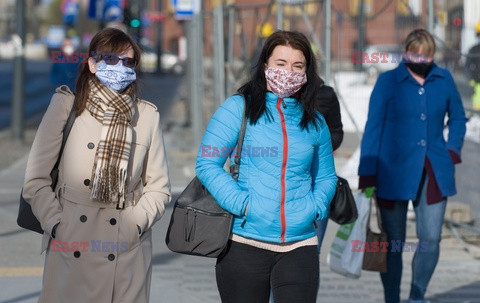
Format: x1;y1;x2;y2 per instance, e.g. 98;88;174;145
22;28;171;303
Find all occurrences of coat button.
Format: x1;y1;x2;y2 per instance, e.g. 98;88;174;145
80;215;87;222
108;254;115;261
420;113;427;120
84;179;90;186
74;251;81;258
109;218;117;225
420;139;426;147
87;142;95;149
418;87;425;95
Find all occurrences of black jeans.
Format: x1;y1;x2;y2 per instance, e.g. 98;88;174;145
215;240;319;303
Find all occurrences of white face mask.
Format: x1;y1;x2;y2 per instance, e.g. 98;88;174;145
265;66;307;98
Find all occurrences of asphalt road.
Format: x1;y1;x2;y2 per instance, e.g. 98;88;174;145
0;59;183;130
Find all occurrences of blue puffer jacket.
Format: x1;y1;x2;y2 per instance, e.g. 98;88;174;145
196;93;337;243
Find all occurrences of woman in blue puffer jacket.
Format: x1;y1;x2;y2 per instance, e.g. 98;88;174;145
196;30;337;303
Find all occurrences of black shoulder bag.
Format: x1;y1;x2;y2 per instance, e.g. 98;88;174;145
328;176;358;225
17;102;77;234
165;97;247;258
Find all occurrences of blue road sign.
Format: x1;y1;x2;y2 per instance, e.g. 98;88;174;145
63;1;80;26
88;0;105;20
88;0;123;22
172;0;195;20
104;0;123;22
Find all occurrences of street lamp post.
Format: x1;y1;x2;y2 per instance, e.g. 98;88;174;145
12;0;25;143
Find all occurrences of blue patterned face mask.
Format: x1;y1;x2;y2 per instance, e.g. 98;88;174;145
95;61;136;93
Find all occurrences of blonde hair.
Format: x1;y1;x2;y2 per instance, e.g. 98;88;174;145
404;29;436;58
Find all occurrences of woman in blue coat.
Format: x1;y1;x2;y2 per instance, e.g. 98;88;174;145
196;30;337;302
358;29;467;303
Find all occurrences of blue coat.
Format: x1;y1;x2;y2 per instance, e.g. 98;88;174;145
359;62;467;200
196;93;337;243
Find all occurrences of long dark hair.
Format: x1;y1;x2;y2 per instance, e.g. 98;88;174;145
74;27;142;115
238;30;324;130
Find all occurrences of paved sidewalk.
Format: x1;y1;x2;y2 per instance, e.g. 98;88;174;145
0;90;479;302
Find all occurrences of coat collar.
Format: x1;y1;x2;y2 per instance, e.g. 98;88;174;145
266;91;299;107
395;61;444;83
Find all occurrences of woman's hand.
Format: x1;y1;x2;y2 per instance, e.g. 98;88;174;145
51;222;60;238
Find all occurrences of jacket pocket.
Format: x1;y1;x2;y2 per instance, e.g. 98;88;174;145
119;206;142;250
244;196;253;224
54;200;74;242
307;192;319;222
293;193;318;230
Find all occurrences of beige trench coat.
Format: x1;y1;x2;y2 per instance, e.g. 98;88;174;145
23;86;171;303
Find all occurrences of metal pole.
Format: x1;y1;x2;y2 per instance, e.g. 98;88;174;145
323;0;331;84
213;2;225;108
299;6;323;59
188;12;204;147
356;0;365;71
156;0;163;74
427;0;434;33
337;12;343;72
12;0;25;143
276;0;283;29
138;0;145;43
98;0;105;30
226;4;235;96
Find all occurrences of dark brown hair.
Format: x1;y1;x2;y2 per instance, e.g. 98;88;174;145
238;30;324;130
74;27;142;115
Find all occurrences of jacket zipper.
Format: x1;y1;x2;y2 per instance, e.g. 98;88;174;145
276;98;288;242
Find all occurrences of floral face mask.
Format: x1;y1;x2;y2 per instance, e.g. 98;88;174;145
265;66;307;98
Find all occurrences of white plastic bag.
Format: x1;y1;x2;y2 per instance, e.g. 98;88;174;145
328;191;370;279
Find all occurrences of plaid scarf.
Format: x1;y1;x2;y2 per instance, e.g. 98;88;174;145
86;79;136;208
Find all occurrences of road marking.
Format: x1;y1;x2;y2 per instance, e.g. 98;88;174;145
0;267;43;277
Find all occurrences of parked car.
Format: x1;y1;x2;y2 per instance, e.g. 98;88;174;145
140;44;185;75
0;38;47;60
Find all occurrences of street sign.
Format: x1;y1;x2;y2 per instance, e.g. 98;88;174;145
88;0;123;22
104;0;123;22
171;0;200;20
88;0;105;20
63;2;80;26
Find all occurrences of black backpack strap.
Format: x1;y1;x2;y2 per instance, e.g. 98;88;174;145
52;99;77;173
230;95;247;181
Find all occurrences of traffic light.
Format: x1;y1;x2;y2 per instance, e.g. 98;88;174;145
450;8;463;28
453;17;462;27
130;18;140;28
123;5;141;29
